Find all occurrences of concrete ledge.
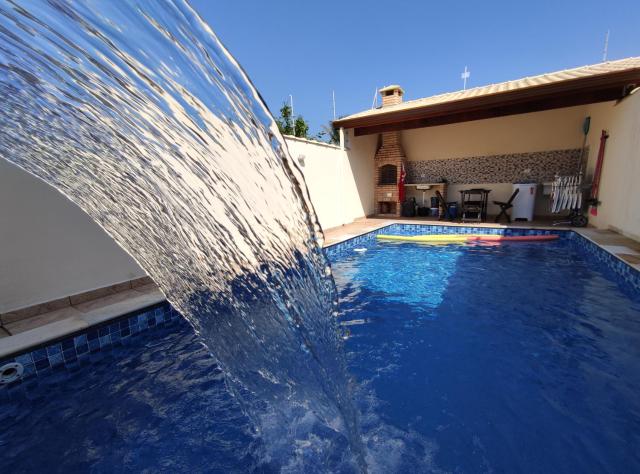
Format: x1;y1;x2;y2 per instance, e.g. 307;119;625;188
0;318;89;360
284;134;342;150
0;283;165;359
0;276;153;325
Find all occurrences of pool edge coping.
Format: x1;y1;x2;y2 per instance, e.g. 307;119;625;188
1;223;637;365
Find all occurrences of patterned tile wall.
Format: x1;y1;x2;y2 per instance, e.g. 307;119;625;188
406;148;584;184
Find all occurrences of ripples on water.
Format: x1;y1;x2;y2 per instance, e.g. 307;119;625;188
0;1;362;470
334;240;640;473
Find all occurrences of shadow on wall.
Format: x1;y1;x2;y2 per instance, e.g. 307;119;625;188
584;94;640;240
0;159;146;313
345;131;378;219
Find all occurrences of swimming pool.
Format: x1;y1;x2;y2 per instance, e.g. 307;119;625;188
2;225;639;472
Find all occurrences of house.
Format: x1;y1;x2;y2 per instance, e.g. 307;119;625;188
331;57;640;239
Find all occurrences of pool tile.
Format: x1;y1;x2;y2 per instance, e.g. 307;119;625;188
74;334;87;346
34;357;50;371
15;353;33;365
0;303;179;386
49;353;64;368
61;338;75;351
98;335;111;348
22;363;36;378
62;349;77;363
46;344;61;356
32;348;48;362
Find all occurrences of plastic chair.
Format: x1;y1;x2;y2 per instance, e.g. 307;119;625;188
435;190;452;220
493;188;520;223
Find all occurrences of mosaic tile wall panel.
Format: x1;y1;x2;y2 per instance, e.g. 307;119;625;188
406;148;584;184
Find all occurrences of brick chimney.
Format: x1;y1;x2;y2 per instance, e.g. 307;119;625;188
379;84;404;107
374;85;407;216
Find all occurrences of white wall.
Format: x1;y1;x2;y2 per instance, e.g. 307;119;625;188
403;182;553;217
401;105;589;160
344;104;629;217
285;135;374;230
0;135;375;313
584;94;640;240
0;159;146;313
400;105;594;215
344;132;378;217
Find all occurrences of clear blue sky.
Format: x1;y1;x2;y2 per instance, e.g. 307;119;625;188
192;0;640;136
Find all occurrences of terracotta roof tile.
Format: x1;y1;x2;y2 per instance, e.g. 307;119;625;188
336;57;640;124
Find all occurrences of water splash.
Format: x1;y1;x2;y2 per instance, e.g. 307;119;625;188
0;0;362;469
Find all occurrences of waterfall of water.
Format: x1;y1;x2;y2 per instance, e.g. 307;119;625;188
0;1;363;470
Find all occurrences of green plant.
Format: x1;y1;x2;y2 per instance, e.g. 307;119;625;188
275;103;310;139
315;123;340;145
294;116;309;138
275;103;294;135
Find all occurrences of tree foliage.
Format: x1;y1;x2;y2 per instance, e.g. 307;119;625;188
294;116;309;138
275;103;294;135
275;103;309;139
315;123;340;145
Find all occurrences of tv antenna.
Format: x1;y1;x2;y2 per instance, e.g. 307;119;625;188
332;90;336;120
602;30;610;61
461;66;470;90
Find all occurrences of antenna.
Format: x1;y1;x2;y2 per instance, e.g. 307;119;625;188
371;87;378;109
602;30;610;61
332;90;336;120
289;94;294;118
461;66;470;90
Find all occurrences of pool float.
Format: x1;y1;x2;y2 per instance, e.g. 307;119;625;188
376;234;559;243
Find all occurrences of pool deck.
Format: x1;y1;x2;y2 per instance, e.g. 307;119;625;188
1;218;638;359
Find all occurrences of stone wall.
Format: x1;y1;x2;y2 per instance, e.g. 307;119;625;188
405;148;584;184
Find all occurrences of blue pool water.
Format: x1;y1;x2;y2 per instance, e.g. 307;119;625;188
334;234;640;472
2;231;640;472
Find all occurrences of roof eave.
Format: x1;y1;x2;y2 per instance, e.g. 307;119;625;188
332;68;640;133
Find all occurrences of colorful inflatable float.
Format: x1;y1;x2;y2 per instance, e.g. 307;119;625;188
376;233;559;244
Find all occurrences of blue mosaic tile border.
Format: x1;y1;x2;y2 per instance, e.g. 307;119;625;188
570;232;640;294
323;223;639;295
0;301;180;387
323;224;394;261
324;223;568;261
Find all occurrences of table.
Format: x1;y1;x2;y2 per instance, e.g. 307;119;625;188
460;188;491;222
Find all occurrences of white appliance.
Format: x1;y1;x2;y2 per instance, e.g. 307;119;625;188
512;183;537;221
